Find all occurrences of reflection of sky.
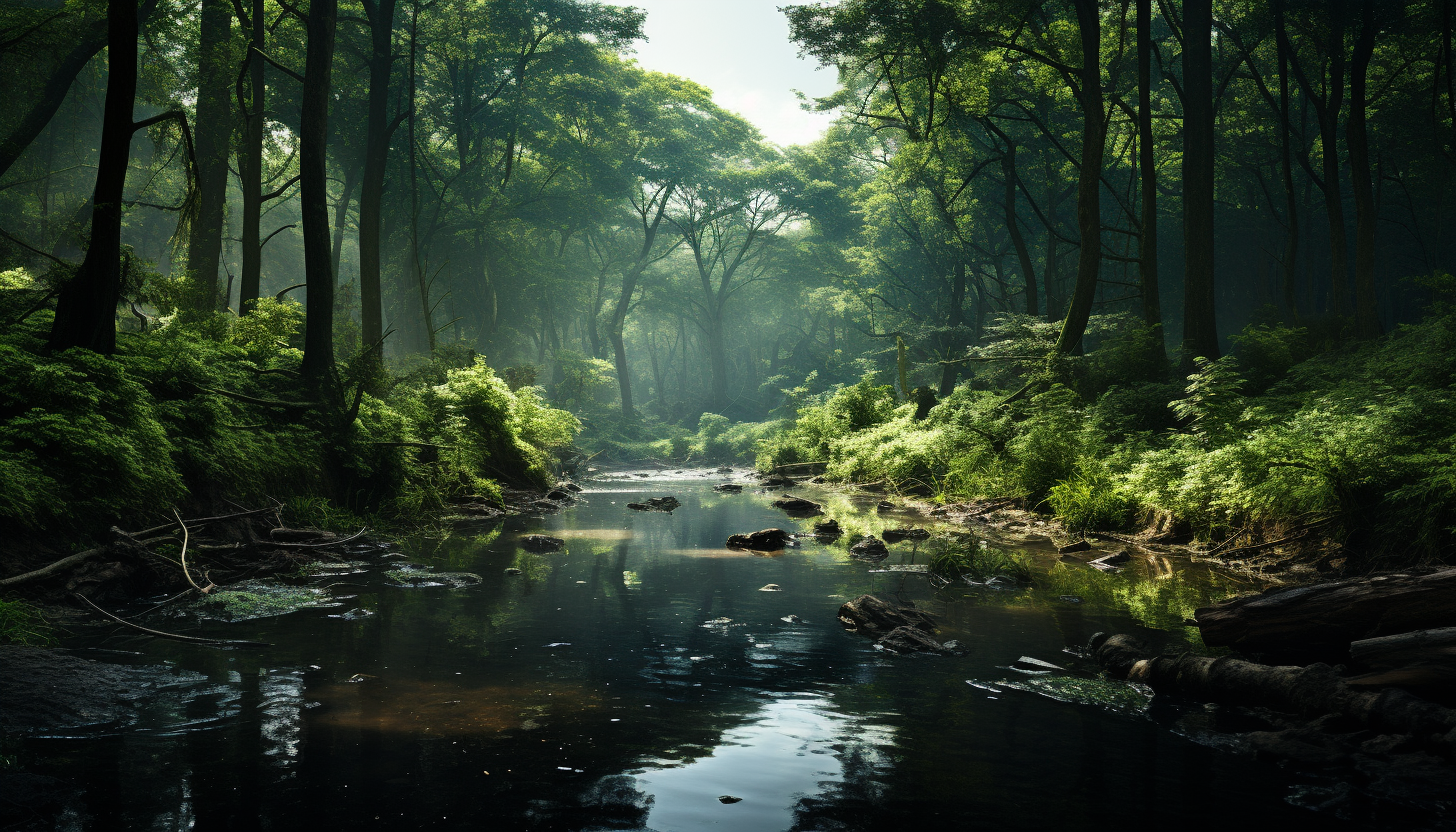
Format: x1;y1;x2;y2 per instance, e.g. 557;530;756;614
633;693;891;832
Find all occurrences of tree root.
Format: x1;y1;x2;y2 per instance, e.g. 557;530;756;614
73;593;271;647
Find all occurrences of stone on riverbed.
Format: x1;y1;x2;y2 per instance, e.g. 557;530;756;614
881;527;930;542
713;483;743;493
627;496;680;512
849;536;889;560
813;518;842;538
876;625;952;655
384;565;482;588
838;594;937;634
522;534;565;552
771;494;823;516
726;528;794;551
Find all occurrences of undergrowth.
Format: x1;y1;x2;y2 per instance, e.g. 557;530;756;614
0;268;580;544
756;306;1456;570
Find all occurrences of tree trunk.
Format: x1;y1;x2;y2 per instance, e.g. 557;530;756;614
185;0;231;314
1347;0;1380;338
1137;0;1164;367
1053;0;1105;355
406;0;433;355
938;260;966;397
706;314;729;413
358;0;397;365
1348;628;1456;686
1193;567;1456;658
0;20;108;180
238;0;265;314
1276;7;1300;320
330;163;360;286
1181;0;1219;365
298;0;338;388
45;0;138;355
1003;148;1037;317
1320;7;1350;316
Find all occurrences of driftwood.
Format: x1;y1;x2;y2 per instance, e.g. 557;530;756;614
0;547;108;588
837;594;936;634
1090;633;1456;748
1194;567;1456;655
74;594;271;647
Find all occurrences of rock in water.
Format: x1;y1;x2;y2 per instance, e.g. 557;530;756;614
726;529;794;551
713;483;743;493
838;594;937;634
522;534;565;552
1057;539;1091;554
876;625;948;654
771;494;823;516
812;518;842;537
628;496;681;512
882;527;930;541
718;795;742;804
849;536;889;560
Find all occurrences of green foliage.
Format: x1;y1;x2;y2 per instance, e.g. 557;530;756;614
1046;459;1132;532
928;543;1032;583
0;309;578;541
0;598;53;646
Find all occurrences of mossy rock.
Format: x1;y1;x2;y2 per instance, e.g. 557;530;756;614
384;565;482;588
185;581;332;622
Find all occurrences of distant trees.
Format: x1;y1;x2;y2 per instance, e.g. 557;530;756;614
4;0;1456;425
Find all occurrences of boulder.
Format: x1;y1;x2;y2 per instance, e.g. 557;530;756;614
837;594;937;634
849;536;889;560
627;496;680;512
771;494;823;516
812;519;842;537
726;528;794;551
713;483;744;493
876;625;949;654
522;534;565;552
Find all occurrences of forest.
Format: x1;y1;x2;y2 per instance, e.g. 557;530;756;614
5;0;1456;828
4;0;1456;568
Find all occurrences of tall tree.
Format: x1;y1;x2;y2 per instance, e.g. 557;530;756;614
47;0;191;353
236;0;265;314
1347;0;1381;337
185;0;232;313
1181;0;1219;362
357;0;399;368
299;0;339;387
1136;0;1163;358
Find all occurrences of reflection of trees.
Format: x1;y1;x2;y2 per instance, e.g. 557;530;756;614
790;744;887;832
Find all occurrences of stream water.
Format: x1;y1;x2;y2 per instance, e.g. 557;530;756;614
16;472;1364;831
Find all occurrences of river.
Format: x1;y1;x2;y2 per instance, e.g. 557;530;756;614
14;471;1360;831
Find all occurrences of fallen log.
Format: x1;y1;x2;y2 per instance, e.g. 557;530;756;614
0;547;108;588
1194;567;1456;656
1346;628;1456;687
1089;633;1456;749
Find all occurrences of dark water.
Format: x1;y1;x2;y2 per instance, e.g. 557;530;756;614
17;473;1359;831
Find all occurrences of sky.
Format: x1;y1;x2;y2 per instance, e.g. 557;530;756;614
622;0;840;147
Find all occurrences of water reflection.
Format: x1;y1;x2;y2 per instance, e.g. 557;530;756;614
634;694;891;832
15;474;1358;831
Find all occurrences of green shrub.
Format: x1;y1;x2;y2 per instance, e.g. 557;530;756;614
1046;459;1132;532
